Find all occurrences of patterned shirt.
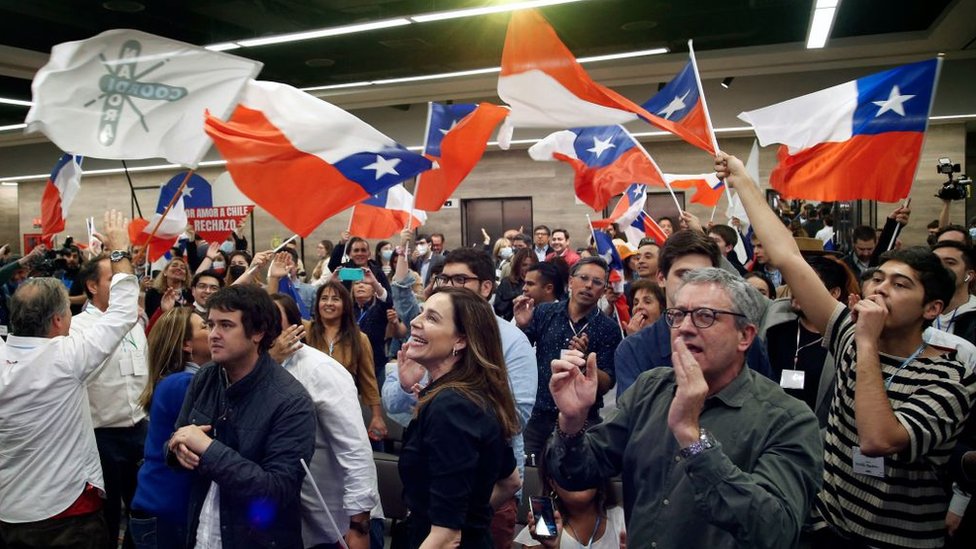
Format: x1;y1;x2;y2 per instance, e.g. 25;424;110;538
814;304;976;548
521;300;620;413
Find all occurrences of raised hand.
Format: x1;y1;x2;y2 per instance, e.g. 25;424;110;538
397;343;426;395
512;295;535;328
269;323;305;364
549;350;597;424
269;251;292;279
667;338;708;447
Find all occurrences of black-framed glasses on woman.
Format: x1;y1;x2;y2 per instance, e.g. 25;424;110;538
664;307;746;329
434;274;481;287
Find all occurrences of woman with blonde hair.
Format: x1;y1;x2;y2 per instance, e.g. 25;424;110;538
130;308;210;549
398;287;520;548
144;257;191;317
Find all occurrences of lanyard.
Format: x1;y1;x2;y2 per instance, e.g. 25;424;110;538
936;308;959;333
356;300;374;324
793;324;823;369
567;515;602;549
568;316;590;339
884;343;926;390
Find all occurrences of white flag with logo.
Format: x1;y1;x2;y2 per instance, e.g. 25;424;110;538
26;29;262;167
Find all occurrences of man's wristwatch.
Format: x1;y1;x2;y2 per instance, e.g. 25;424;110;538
679;428;715;459
109;250;132;263
348;518;370;535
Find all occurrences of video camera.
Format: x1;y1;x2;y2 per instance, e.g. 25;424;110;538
936;157;972;201
31;237;77;277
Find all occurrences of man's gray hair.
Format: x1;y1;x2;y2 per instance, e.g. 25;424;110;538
679;267;765;328
10;278;70;337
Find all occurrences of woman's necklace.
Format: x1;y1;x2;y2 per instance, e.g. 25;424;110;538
323;325;341;356
564;514;602;549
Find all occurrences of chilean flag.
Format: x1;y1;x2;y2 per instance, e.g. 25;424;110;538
204;80;432;237
738;58;939;202
528;125;665;210
414;102;509;211
130;173;190;261
40;153;83;246
665;173;725;207
591;184;646;232
170;171;254;245
496;10;661;147
350;184;427;239
641;47;718;155
628;211;668;246
592;230;623;272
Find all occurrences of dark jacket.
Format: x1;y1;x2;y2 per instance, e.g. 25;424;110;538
171;353;315;548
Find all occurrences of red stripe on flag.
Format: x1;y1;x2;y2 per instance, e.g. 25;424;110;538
205;105;371;237
556;148;663;211
349;204;415;239
770;132;923;202
416;103;508;211
40;181;65;247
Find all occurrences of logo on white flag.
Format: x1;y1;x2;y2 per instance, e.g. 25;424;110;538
90;40;189;146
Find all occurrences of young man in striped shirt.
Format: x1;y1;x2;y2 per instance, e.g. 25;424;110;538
721;152;976;549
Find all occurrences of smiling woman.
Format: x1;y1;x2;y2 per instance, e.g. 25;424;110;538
398;287;521;548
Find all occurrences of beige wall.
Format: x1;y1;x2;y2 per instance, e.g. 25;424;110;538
7;123;968;257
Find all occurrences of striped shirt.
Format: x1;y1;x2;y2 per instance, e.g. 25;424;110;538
813;304;976;548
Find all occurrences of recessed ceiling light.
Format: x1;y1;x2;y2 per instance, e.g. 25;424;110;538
806;0;840;49
102;1;145;13
410;0;587;23
302;47;669;91
721;76;734;89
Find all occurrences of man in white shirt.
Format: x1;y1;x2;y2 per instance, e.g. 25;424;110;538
73;252;151;547
0;211;136;547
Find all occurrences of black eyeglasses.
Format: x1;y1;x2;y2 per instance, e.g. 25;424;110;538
664;307;746;329
434;274;482;287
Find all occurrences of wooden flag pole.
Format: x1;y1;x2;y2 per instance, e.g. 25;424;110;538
144;169;194;253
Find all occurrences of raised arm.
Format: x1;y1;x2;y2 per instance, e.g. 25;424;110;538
716;153;836;333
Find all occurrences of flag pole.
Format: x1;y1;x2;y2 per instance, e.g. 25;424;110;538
710;205;718;223
623;127;684;213
586;213;597;246
144;169;194;254
300;459;350;549
888;196;910;251
410;102;434;222
121;160;143;218
687;39;734;205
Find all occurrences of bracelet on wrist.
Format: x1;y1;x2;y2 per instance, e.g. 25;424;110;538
556;419;588;440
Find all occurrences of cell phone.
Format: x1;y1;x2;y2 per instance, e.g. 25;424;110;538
529;496;558;539
338;267;365;282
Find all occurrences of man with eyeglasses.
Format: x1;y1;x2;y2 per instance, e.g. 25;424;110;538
546;267;823;547
190;270;224;315
383;247;537;549
513;256;621;458
615;230;772;397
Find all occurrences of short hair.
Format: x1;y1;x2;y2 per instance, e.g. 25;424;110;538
927;219;940;230
511;233;531;245
659;230;721;279
806;255;858;300
10;278;70;337
851;225;877;243
570;256;609;278
78;253;108;299
431;233;445;242
347;236;370;253
744;271;776;298
526;262;565;299
708;224;738;247
206;285;282;353
551;228;569;240
679;268;765;329
533;225;550;235
629;278;665;311
932;240;976;271
937;224;973;246
282;246;299;263
878;246;955;310
271;293;303;328
192;270;225;289
659;216;676;227
415;233;430;243
637;237;661;249
444;248;496;295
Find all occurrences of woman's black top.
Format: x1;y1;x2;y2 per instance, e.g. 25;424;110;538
399;384;515;548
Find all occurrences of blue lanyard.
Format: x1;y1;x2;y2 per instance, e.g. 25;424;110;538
884;343;926;390
936;308;959;332
356;301;374;324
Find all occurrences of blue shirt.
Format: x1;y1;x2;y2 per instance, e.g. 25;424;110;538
521;301;621;413
615;316;773;397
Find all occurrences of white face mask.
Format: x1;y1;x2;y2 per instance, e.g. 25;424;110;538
416;244;429;256
499;247;513;259
212;260;226;271
219;241;235;254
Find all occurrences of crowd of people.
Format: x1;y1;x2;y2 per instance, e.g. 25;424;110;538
2;152;976;549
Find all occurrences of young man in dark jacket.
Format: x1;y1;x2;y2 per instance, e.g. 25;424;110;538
168;285;315;548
